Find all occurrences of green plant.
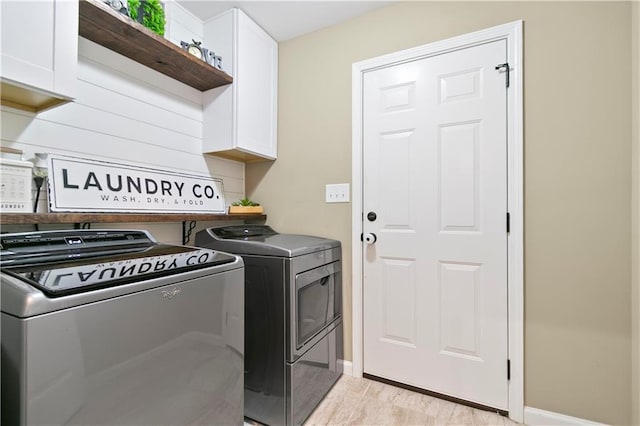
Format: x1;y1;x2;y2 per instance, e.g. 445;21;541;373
128;0;165;36
128;0;140;18
232;198;260;207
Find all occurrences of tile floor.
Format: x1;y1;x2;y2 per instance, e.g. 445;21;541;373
303;375;520;426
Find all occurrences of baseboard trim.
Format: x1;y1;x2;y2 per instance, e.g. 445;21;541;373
524;407;606;426
338;359;353;376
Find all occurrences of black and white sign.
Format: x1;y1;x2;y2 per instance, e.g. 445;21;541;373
48;155;226;214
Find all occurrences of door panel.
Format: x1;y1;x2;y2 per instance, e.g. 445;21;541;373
363;40;508;409
439;261;482;358
439;121;481;231
380;257;417;347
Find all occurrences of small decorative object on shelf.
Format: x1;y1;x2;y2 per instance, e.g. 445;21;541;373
207;51;223;70
180;39;223;70
181;39;208;61
229;197;263;214
103;0;130;17
31;153;49;213
128;0;165;36
0;155;33;213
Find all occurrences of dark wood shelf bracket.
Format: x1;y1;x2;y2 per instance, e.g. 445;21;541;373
182;220;197;245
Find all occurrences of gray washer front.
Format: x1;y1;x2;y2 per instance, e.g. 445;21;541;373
1;229;245;426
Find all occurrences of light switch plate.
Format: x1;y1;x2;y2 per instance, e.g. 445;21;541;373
326;183;350;203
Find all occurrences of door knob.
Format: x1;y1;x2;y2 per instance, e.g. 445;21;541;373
364;233;377;245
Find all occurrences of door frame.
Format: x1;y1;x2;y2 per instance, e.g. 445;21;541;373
351;21;524;422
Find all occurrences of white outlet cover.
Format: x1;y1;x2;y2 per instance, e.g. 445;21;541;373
326;183;350;203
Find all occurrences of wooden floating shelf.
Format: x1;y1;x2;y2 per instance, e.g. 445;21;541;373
78;0;233;91
0;213;266;225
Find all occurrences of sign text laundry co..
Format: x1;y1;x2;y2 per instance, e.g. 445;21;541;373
48;155;226;213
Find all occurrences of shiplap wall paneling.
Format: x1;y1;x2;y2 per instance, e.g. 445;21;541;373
0;6;246;244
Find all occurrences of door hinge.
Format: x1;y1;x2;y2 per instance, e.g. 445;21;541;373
506;212;511;234
507;359;511;380
495;62;510;88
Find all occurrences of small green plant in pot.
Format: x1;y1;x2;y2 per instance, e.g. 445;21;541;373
128;0;165;36
229;198;263;214
232;198;260;207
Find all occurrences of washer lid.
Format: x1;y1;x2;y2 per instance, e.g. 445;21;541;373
1;244;237;298
195;225;340;257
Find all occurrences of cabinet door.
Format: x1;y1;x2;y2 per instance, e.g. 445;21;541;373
202;9;235;156
235;10;278;160
1;0;77;106
203;8;277;162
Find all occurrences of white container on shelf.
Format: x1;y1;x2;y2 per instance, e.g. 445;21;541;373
0;158;34;213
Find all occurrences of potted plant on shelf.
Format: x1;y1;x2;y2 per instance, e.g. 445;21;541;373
229;198;264;214
128;0;165;36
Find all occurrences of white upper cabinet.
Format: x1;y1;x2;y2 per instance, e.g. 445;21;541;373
202;9;278;162
0;0;78;112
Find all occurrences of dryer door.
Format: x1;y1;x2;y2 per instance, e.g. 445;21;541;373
290;260;342;360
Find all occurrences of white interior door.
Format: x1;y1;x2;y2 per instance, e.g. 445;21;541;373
362;39;509;410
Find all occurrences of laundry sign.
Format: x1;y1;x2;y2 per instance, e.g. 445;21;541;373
48;155;226;214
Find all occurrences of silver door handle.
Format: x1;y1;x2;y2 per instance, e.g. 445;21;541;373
364;233;377;245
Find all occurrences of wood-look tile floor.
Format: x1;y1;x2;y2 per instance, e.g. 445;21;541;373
303;375;520;426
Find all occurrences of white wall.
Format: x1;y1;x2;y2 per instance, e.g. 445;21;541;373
1;14;245;245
